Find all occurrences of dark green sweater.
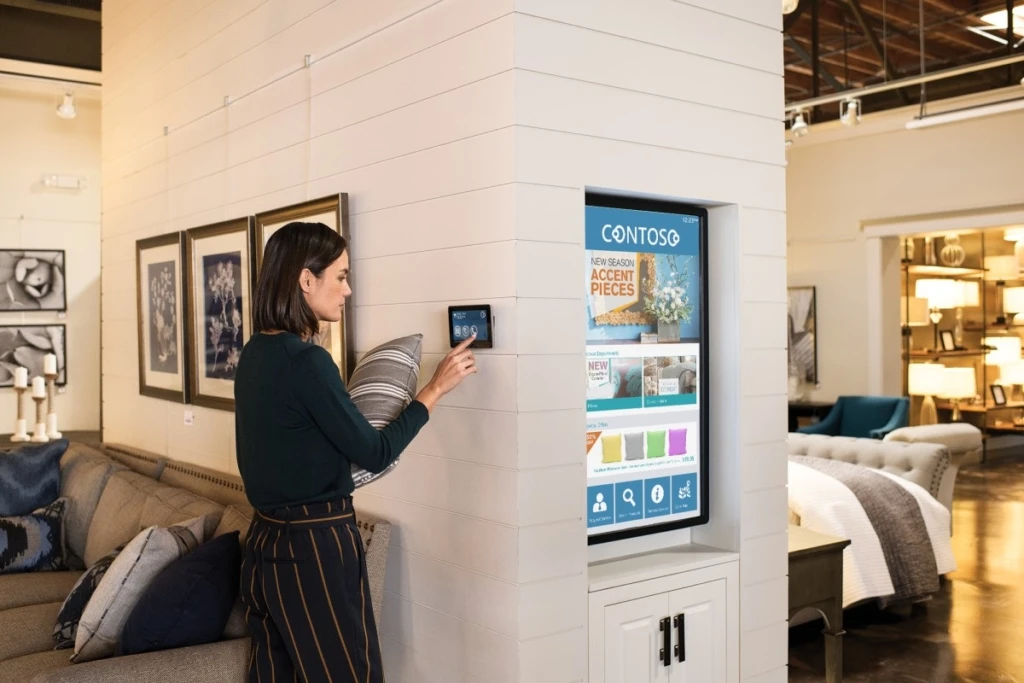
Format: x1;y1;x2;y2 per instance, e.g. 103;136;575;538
234;331;429;510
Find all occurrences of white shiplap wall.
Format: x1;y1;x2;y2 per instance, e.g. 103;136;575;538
102;0;787;681
512;1;789;682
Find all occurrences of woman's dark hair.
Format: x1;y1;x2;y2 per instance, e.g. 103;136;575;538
252;221;347;338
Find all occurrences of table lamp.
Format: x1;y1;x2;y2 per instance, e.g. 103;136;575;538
951;281;980;348
1004;287;1024;326
986;255;1019;324
983;335;1022;366
916;278;959;349
900;296;929;328
908;362;945;425
939;367;976;421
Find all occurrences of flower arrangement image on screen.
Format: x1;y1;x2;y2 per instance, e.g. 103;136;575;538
583;195;707;543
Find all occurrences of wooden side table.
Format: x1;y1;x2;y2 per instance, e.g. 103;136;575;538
789;525;851;683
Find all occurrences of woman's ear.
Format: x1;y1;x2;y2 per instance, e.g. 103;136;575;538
298;268;316;293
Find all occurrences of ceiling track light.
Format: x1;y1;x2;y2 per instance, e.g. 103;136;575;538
790;109;809;137
840;98;862;126
56;92;76;120
906;96;1024;130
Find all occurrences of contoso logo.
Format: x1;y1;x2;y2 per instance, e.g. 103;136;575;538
601;223;681;248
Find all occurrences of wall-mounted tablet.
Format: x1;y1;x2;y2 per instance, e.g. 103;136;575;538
448;304;493;349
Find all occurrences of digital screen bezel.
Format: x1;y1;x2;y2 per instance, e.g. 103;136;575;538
448;304;494;349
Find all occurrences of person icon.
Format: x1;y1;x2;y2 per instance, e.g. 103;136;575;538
593;492;608;513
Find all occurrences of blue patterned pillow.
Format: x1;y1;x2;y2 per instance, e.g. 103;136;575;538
53;545;123;650
0;497;68;574
0;439;69;516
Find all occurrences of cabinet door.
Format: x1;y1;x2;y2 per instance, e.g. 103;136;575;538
603;593;672;683
668;580;728;683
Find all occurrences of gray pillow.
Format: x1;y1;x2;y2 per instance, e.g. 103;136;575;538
624;433;645;461
348;334;423;488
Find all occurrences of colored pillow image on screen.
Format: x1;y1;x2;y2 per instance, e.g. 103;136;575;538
624;433;644;461
601;434;623;463
646;431;666;458
669;428;688;456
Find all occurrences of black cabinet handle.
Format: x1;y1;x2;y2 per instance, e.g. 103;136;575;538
659;617;671;667
674;613;686;662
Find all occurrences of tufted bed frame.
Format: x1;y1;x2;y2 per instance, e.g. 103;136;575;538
786;433;957;524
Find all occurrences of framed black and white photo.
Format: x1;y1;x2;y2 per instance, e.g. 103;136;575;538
185;218;254;411
787;286;818;385
991;384;1007;406
0;250;66;311
0;325;66;386
940;330;956;352
136;232;188;402
254;194;353;380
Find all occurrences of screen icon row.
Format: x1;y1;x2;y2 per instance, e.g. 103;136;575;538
587;473;698;528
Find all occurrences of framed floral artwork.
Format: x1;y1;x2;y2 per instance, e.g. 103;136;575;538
136;232;188;402
254;194;353;380
0;250;66;311
184;218;254;411
0;325;66;386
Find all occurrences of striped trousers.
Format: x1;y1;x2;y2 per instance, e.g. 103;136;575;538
240;498;384;683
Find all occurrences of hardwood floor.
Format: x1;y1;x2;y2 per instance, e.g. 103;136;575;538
788;455;1024;682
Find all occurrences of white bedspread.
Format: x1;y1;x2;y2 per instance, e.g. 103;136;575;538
788;460;957;607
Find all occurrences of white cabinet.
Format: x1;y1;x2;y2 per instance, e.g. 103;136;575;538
589;550;738;683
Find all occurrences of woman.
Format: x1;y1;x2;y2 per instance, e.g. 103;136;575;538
235;221;476;683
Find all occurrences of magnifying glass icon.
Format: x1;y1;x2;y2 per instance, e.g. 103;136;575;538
622;488;636;507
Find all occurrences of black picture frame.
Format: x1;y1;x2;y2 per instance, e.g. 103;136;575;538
136;232;189;403
584;192;710;546
253;194;354;380
940;330;956;352
0;250;67;312
991;384;1007;406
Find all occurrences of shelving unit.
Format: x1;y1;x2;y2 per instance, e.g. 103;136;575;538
901;231;1024;461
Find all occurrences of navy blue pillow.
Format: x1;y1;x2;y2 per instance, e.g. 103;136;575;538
119;531;241;655
0;439;69;516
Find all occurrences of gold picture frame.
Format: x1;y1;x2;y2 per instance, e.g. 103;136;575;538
136;231;189;402
253;194;353;380
184;217;254;411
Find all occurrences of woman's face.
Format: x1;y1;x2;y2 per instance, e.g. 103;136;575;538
301;250;352;323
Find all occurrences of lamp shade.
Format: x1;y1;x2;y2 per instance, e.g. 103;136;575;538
1004;287;1024;315
1004;226;1024;242
1000;362;1024;386
952;281;980;307
985;255;1019;281
939;367;977;400
984;335;1023;365
900;296;930;327
908;363;946;396
915;278;959;310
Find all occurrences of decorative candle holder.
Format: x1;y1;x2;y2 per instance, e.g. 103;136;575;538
31;395;49;443
11;385;29;442
45;371;62;439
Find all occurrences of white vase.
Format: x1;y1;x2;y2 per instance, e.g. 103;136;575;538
657;320;680;343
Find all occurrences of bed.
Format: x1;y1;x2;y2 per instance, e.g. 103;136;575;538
787;433;957;611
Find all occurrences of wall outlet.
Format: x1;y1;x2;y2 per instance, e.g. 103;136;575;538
184;409;194;426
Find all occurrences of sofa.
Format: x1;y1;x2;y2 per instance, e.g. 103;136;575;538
0;441;391;683
796;395;909;439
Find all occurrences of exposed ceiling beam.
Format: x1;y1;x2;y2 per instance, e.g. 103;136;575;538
844;0;912;103
0;0;99;21
786;34;850;92
858;0;993;51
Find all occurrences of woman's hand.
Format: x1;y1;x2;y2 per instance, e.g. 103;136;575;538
416;336;478;411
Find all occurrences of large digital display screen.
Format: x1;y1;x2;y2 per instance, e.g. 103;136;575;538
585;193;708;544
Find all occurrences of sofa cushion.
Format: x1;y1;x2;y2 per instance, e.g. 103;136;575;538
348;333;423;488
73;516;205;663
0;570;83;612
212;504;251;542
120;531;241;656
0;439;68;516
53;545;122;650
0;498;68;574
0;648;71;683
0;601;62;662
83;471;224;567
58;444;122;565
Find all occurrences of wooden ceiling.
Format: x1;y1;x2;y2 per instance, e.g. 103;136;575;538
785;0;1022;119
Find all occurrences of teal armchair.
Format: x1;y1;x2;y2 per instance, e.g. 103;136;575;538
796;396;910;439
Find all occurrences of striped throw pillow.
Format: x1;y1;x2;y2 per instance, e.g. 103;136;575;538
348;334;423;488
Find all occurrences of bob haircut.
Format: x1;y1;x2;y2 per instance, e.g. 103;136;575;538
252;221;347;339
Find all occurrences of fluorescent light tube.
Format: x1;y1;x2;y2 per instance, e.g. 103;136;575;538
906;97;1024;129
